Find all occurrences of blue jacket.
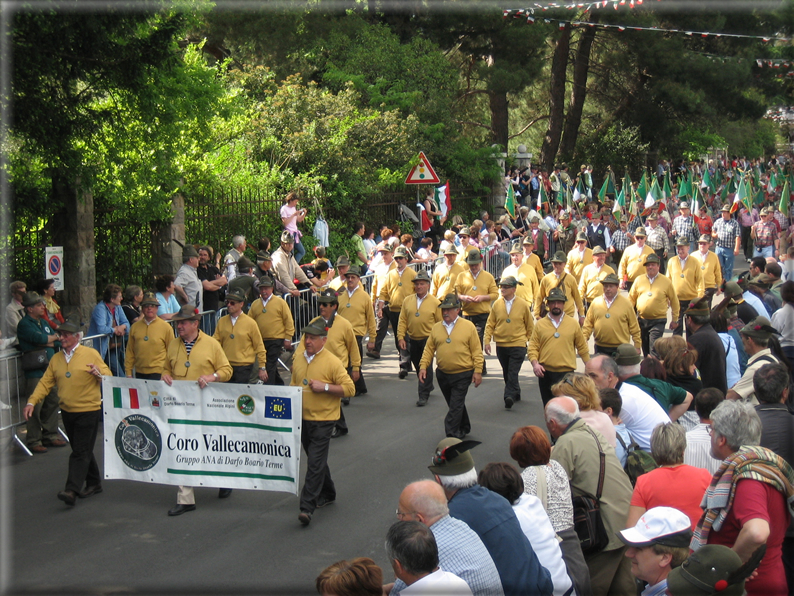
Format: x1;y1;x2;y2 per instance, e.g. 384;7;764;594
87;302;129;358
448;485;553;596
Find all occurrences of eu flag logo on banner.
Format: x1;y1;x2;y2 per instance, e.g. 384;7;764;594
264;396;292;420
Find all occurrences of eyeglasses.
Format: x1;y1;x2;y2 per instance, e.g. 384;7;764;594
396;509;414;519
706;424;713;436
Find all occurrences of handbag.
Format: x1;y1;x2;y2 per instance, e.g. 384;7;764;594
21;349;49;371
571;424;610;555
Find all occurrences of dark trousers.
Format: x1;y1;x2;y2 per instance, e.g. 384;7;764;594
24;376;60;447
387;309;411;372
354;336;367;395
464;312;489;373
594;344;618;356
230;364;253;384
60;409;101;494
741;225;753;260
263;339;285;385
373;304;391;353
335;367;355;432
673;299;691;336
496;346;526;403
299;420;335;514
409;336;434;400
654;248;667;275
437;369;472;439
134;372;161;380
639;317;667;356
538;369;571;407
610;249;623;271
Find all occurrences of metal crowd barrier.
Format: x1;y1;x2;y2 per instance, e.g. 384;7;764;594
0;349;29;454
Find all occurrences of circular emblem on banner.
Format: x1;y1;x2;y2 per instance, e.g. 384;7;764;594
48;255;61;276
115;414;162;472
236;394;255;416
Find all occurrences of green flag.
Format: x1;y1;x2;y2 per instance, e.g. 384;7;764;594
539;183;549;212
753;185;765;206
769;172;778;192
702;169;715;193
505;183;516;218
597;176;610;203
663;172;673;199
678;174;691;199
637;172;648;204
736;177;750;212
780;179;790;216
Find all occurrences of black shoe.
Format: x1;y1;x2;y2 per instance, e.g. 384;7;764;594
168;504;196;516
341;397;350;406
481;368;487;376
366;351;380;359
218;488;233;499
356;388;368;395
505;397;514;410
331;427;348;439
316;495;335;508
298;511;312;526
57;490;77;506
416;398;428;407
398;370;408;379
78;485;103;499
514;395;521;402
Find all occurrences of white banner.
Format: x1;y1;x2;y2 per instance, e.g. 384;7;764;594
103;377;302;496
45;246;64;291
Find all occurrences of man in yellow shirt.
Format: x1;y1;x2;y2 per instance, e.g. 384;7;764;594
368;244;396;359
455;250;498;375
484;276;534;409
565;233;593;285
502;242;538;309
455;227;480;269
619;226;654;292
336;265;375;397
291;318;355;526
249;276;294;386
24;319;111;506
419;294;483;439
431;245;464;300
377;246;417;378
522;234;545;284
579;246;615;310
398;271;441;406
125;292;173;380
692;234;723;307
328;255;350;292
163;304;233;515
528;288;590;406
667;236;704;336
213;288;268;384
628;254;680;355
535;251;585;324
582;273;641;355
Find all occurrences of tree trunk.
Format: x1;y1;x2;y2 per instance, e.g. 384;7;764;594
539;25;570;172
559;25;596;160
50;172;96;326
489;90;509;149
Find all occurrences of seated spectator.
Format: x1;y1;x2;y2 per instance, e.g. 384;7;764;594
36;278;64;329
627;422;712;531
653;336;704;397
87;283;129;377
316;557;383;596
552;372;616;447
684;388;724;475
414;237;436;264
155;274;181;321
599;387;632;467
121;285;143;325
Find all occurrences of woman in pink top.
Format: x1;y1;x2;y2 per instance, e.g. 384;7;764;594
552;373;617;448
627;422;712;531
280;191;307;263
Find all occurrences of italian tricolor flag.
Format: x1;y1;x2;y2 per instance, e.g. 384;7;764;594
113;386;140;409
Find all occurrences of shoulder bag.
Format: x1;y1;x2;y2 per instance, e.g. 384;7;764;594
571;424;610;555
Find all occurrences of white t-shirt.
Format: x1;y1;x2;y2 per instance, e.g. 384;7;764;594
512;494;572;596
618;381;670;450
400;569;474;596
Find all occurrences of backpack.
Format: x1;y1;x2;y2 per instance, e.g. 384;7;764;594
615;433;658;486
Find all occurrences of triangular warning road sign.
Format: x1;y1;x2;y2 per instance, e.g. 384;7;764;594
405;152;441;185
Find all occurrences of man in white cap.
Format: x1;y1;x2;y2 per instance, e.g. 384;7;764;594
618;507;693;596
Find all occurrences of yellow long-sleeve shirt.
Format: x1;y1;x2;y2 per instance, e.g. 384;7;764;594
534;272;585;319
397;293;442;340
501;263;539;308
291;348;355;421
248;295;295;341
431;261;465;300
125;316;173;376
578;263;616;303
328;276;346;291
28;345;111;412
370;260;397;305
164;331;233;382
455;269;498;316
666;255;705;301
455;244;480;270
213;312;268;367
378;266;416;311
619;244;655;282
336;285;376;339
582;294;642;349
295;313;361;371
484;296;534;347
528;315;590;371
565;247;593;284
523;252;545;284
629;274;680;321
691;249;723;289
419;317;484;374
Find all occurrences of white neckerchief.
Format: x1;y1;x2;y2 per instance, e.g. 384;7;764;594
548;312;564;329
64;343;80;364
261;294;273;308
442;316;458;336
304;346;324;364
471;269;481;280
504;297;515;315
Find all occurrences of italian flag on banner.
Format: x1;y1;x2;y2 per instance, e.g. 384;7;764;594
113;386;140;409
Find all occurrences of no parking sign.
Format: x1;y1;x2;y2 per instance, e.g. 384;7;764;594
45;246;64;291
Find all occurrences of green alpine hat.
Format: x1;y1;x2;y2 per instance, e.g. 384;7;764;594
225;288;247;303
57;318;82;334
444;245;459;256
256;250;271;262
666;545;748;596
141;292;159;307
740;316;779;341
182;244;199;259
599;273;620;285
336;255;350;267
644;254;661;265
550;251;567;263
21;291;45;308
698;234;712;244
171;304;202;322
723;281;743;299
316;289;339;304
412;270;431;283
439;293;461;309
684;297;710;317
344;266;361;278
675;236;690;247
509;242;523;254
394;246;410;259
592;246;607;256
280;230;295;244
302;317;328;337
465;250;483;265
575;233;588;243
237;255;254;271
546;287;567;302
498;276;523;288
458;227;471;237
428;438;481;475
613;343;641;366
257;275;274;288
748;274;772;289
634;227;647;238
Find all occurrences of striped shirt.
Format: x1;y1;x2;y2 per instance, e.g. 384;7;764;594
645;224;670;252
684;423;721;475
712;217;740;249
673;215;697;242
611;229;632;252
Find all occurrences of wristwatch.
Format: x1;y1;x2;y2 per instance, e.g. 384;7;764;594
324;383;329;392
212;373;219;381
260;367;267;371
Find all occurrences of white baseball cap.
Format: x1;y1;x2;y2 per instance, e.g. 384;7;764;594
618;507;692;548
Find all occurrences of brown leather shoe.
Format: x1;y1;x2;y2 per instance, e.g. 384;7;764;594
57;490;77;506
43;438;67;447
78;485;103;499
29;445;48;454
